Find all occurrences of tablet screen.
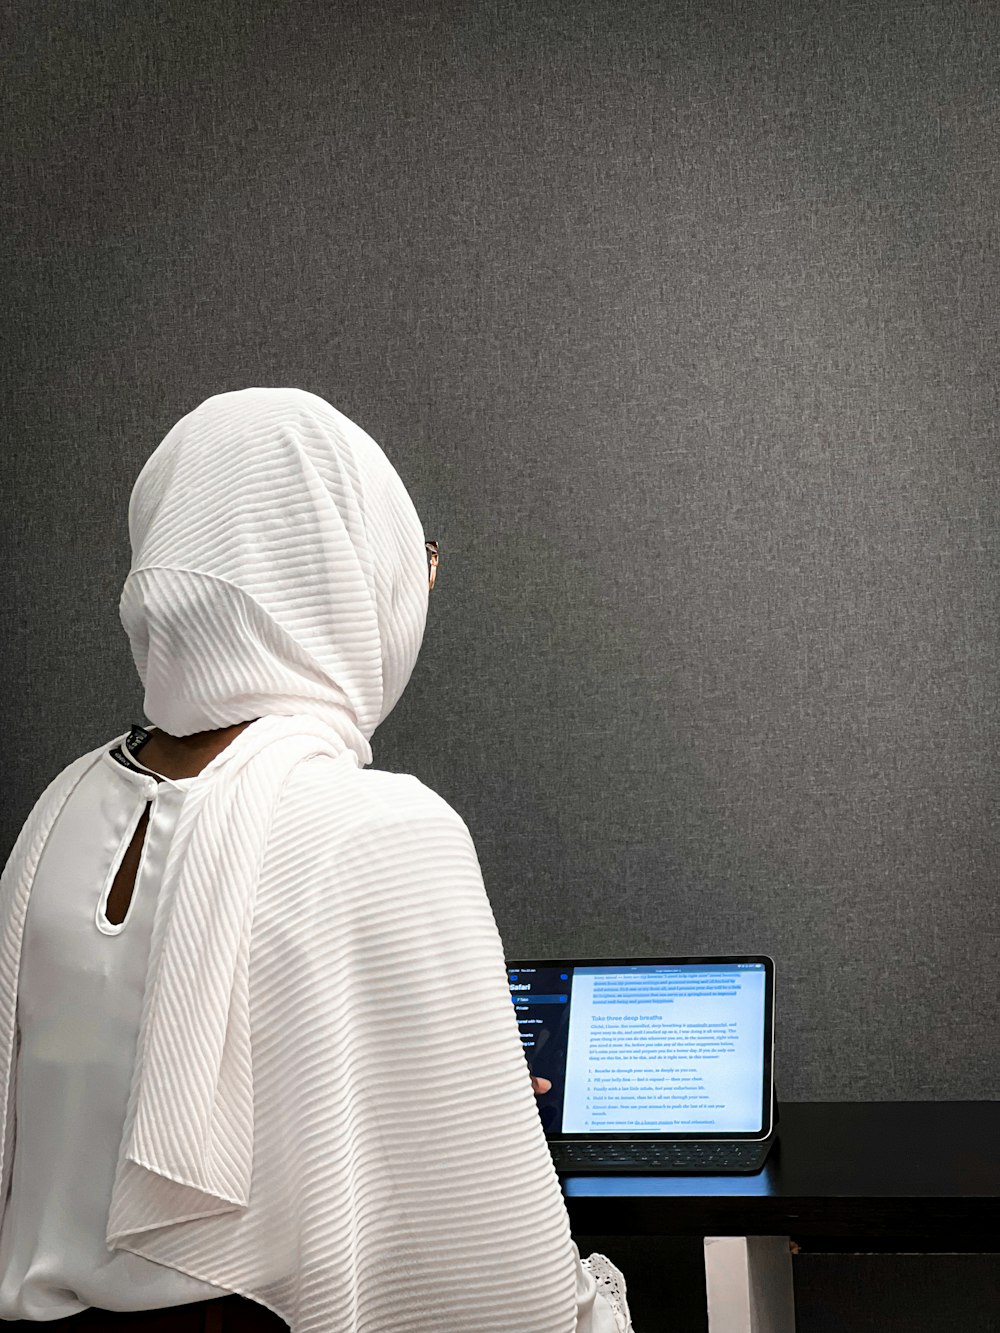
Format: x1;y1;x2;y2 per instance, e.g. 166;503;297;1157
507;959;773;1138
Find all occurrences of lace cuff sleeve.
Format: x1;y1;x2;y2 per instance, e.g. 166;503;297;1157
580;1251;634;1332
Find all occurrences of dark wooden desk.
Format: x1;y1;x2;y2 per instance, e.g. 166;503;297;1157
563;1103;1000;1331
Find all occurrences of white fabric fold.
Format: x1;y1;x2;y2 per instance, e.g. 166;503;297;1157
111;388;429;1225
115;714;360;1226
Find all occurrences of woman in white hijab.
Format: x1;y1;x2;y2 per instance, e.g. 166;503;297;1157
0;389;633;1332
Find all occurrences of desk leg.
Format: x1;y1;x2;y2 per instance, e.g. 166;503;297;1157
704;1237;796;1333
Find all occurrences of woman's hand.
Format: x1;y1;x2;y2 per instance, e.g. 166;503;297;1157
530;1076;551;1095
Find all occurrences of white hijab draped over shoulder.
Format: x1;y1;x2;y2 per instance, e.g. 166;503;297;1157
0;389;630;1333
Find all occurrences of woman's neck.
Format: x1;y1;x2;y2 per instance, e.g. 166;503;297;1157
137;720;257;781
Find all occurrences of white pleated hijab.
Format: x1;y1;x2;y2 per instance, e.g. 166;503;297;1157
120;385;429;750
115;387;430;1222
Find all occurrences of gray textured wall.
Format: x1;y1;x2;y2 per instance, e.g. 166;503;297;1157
3;0;997;1119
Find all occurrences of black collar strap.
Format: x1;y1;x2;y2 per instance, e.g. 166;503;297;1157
109;723;154;776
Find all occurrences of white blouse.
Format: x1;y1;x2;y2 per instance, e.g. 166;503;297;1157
0;740;225;1318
